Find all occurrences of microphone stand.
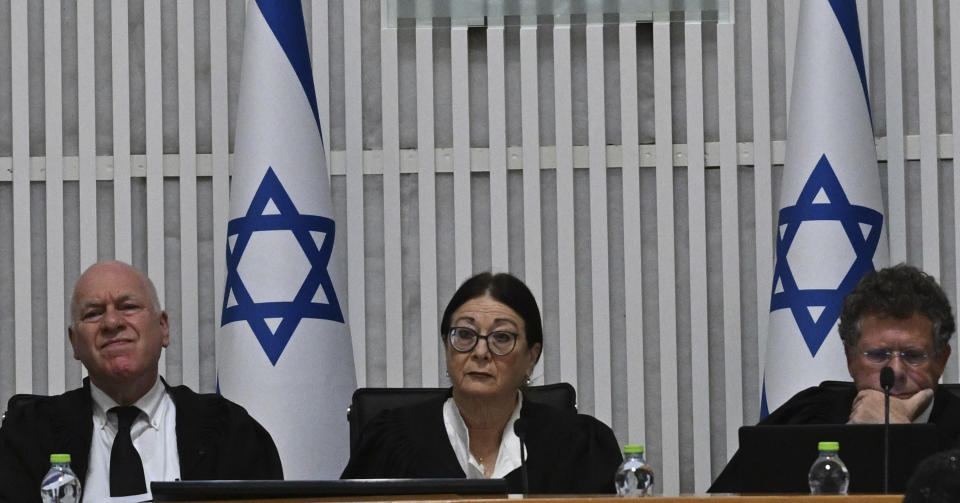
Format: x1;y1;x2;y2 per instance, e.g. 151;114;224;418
884;390;890;493
880;366;894;495
514;418;528;495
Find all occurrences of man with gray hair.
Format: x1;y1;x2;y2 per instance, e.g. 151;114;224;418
710;264;960;492
0;261;283;502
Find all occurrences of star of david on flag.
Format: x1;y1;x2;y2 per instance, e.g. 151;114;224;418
770;154;883;358
222;167;343;366
760;0;888;419
215;0;356;479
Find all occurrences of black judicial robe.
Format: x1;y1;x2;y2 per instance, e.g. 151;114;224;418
708;381;960;493
0;378;283;503
341;391;623;493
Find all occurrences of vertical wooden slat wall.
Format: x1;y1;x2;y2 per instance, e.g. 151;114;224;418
552;20;578;393
380;7;402;391
6;0;960;493
76;0;96;271
210;0;229;336
11;0;30;394
652;19;679;496
43;0;66;396
312;0;331;168
488;19;509;274
143;0;166;374
112;1;133;264
619;16;646;482
343;0;367;388
784;1;800;119
451;25;471;288
415;21;439;388
684;17;710;494
857;0;870;77
717;18;743;464
519;21;544;361
750;0;773;389
951;1;960;385
916;0;939;278
178;0;200;391
884;1;908;267
585;19;611;427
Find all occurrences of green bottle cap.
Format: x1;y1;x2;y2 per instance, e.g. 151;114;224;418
50;454;71;463
623;444;645;454
818;441;839;451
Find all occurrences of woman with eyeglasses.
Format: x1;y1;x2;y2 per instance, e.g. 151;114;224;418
341;272;622;493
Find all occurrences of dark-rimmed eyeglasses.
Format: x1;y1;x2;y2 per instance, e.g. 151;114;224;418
860;349;930;367
448;327;518;356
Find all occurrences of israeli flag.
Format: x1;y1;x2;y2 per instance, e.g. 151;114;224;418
216;0;355;478
761;0;888;417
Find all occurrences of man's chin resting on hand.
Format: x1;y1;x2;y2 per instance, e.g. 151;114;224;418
847;388;935;424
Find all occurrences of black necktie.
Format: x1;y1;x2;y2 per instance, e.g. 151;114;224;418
109;406;147;496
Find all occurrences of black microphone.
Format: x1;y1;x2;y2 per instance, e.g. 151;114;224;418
880;366;894;494
513;418;529;495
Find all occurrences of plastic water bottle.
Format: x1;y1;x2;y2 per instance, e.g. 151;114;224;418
615;444;655;496
40;454;82;503
808;441;849;495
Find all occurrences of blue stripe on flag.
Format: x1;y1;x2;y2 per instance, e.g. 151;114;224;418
828;0;871;124
255;0;324;143
760;379;769;417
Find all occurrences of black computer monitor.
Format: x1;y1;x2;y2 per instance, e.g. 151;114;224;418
151;478;509;501
736;423;941;493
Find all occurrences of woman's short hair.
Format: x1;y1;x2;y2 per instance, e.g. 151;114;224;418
838;264;955;350
440;272;543;359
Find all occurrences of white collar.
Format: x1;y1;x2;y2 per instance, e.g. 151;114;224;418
443;391;524;478
90;377;167;431
916;394;934;424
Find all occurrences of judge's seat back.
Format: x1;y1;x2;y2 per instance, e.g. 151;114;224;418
347;383;577;453
941;383;960;397
2;394;42;424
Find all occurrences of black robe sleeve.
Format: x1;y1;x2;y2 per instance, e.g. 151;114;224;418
167;384;284;481
341;396;464;479
512;401;623;493
0;389;93;503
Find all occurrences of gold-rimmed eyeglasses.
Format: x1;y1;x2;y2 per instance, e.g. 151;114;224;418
860;348;930;366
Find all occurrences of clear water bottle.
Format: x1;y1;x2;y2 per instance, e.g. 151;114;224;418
615;444;655;496
40;453;82;503
808;441;849;495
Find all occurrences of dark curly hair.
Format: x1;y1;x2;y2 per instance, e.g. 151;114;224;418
440;272;542;362
903;449;960;503
838;264;955;351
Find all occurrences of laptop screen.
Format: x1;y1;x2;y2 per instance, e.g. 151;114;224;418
736;423;941;493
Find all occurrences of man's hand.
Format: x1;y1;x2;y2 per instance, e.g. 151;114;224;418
847;388;934;424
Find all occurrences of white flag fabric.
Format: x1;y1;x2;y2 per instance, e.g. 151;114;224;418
216;0;355;478
761;0;888;417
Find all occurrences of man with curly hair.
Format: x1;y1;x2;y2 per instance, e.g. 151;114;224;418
837;264;954;425
711;264;960;492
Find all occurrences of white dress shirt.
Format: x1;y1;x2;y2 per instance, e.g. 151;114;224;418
916;395;934;423
83;377;180;503
443;391;523;479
